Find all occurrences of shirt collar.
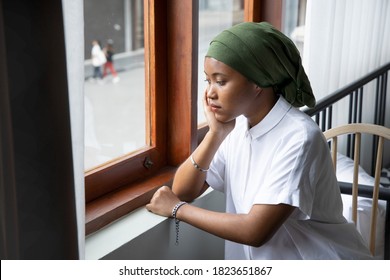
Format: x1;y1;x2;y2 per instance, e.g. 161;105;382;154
245;95;292;139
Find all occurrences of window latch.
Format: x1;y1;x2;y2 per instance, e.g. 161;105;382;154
143;156;154;169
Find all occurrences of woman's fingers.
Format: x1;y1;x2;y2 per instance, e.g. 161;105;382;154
146;186;181;217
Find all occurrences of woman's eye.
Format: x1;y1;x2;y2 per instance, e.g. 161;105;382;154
204;79;225;86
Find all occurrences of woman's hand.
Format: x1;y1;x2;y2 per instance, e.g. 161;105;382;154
146;186;181;217
203;89;235;138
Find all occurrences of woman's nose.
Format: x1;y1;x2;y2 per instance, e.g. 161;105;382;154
206;84;217;99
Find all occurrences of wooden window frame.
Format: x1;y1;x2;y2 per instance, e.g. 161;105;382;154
85;0;280;236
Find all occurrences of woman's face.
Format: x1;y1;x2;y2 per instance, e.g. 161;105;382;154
204;57;260;123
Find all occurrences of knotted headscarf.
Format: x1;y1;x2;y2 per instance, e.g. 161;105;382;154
206;22;315;108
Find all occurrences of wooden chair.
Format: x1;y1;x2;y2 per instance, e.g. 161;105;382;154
323;123;390;256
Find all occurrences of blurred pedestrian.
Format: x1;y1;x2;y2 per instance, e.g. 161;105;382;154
91;40;106;83
103;40;120;83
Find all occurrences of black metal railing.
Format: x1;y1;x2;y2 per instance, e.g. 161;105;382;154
303;62;389;131
304;62;389;162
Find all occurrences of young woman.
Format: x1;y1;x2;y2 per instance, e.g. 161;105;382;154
146;22;372;259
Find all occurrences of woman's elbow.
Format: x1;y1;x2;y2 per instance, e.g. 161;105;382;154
172;187;197;202
246;238;267;248
242;231;273;248
173;182;208;202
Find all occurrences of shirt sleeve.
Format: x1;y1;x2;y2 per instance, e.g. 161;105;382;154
252;128;321;218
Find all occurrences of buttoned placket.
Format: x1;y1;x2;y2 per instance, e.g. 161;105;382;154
241;129;252;201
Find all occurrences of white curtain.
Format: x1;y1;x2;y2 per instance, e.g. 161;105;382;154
303;0;390;171
62;0;85;259
303;0;390;100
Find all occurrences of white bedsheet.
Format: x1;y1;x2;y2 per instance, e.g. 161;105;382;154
336;153;387;259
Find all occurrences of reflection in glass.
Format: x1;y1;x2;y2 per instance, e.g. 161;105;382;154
84;0;145;170
197;0;244;124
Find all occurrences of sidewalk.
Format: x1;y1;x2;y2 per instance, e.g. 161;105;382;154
84;65;146;170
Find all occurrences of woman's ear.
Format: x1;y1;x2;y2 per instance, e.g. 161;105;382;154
255;85;263;95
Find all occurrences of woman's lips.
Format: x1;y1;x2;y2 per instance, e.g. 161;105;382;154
210;103;221;112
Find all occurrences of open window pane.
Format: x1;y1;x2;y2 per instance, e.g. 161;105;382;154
84;0;146;170
197;0;244;125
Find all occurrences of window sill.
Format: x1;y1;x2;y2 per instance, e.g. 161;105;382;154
85;187;221;260
85;166;177;236
85;203;167;259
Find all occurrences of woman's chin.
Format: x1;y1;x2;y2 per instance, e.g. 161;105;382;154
215;113;235;123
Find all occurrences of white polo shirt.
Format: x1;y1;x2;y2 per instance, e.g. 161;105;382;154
206;96;372;259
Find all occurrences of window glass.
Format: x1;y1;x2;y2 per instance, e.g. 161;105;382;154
282;0;307;56
84;0;146;170
197;0;244;125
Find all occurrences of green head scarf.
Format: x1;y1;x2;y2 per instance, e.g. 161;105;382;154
206;22;315;108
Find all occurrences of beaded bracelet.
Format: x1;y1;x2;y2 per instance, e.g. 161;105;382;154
190;154;209;172
171;201;187;245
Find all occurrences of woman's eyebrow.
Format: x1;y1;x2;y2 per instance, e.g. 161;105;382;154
204;71;228;77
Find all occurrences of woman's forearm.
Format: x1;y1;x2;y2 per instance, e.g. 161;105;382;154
176;203;254;245
175;202;294;247
172;131;226;201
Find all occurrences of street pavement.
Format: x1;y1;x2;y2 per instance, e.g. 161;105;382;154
84;66;146;170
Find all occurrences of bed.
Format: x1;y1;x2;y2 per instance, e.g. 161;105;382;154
302;62;390;259
336;152;388;259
